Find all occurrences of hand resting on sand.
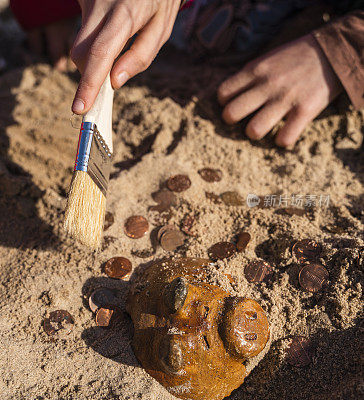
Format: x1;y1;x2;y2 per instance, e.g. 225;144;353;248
218;35;342;148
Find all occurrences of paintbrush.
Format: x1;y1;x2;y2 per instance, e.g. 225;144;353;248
64;75;114;249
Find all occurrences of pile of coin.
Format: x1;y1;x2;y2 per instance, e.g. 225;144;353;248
158;225;185;252
100;171;331;370
208;230;251;261
88;287;122;327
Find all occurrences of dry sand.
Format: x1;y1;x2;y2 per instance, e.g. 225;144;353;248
0;49;363;400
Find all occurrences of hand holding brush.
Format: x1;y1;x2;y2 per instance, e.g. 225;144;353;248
64;74;113;249
64;0;182;249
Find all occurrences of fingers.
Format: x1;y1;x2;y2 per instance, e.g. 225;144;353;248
246;99;290;140
222;85;268;124
218;66;255;105
70;11;108;72
111;8;175;89
72;10;133;114
275;107;314;147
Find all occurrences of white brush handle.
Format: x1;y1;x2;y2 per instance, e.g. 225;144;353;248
83;74;114;152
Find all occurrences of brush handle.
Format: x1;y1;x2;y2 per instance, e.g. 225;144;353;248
83;74;114;152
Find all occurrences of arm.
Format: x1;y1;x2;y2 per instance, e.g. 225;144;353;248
313;10;364;109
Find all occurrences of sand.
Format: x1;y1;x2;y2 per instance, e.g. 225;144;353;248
0;44;363;400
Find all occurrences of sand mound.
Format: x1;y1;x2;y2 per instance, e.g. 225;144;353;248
0;58;363;400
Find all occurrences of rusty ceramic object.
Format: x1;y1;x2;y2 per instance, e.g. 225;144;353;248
126;258;269;400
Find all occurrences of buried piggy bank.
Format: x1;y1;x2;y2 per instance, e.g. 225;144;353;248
126;258;269;400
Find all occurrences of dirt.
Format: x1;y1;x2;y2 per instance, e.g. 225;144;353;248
0;47;363;400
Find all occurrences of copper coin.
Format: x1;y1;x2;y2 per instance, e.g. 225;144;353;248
43;310;74;337
286;336;314;367
103;211;114;231
208;242;237;261
157;225;176;242
299;263;329;292
181;214;196;236
205;191;221;203
95;307;119;328
220;191;244;206
244;260;273;283
104;256;132;279
124;215;149;239
166;174;191;192
150;189;177;212
160;228;185;252
198;168;222;182
292;239;322;262
89;288;117;313
236;231;251;252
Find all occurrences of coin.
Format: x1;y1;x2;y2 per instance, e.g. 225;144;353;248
157;225;176;242
160;228;185;252
150;189;177;212
124;215;149;239
220;191;244;206
43;310;74;337
198;168;222;182
286;336;314;367
103;211;114;231
292;239;322;262
95;307;120;328
236;231;251;252
166;174;191;192
298;263;329;292
89;288;118;313
208;242;237;261
181;214;196;236
244;260;273;283
104;256;132;279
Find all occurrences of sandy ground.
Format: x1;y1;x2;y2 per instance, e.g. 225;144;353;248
0;32;363;400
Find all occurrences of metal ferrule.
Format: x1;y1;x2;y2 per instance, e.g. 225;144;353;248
73;121;112;196
74;122;96;172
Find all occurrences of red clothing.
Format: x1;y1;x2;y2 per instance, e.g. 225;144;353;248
10;0;80;31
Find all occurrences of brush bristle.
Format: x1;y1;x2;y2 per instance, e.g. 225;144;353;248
64;171;105;249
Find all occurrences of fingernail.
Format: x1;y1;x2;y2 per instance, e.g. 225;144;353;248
117;71;130;88
72;98;85;114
